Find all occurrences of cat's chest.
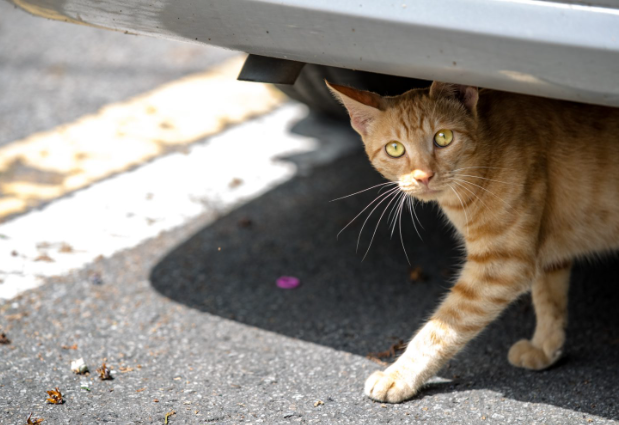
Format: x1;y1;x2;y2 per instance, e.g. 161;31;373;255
438;204;469;235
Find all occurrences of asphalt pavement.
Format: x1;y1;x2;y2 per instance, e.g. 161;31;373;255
1;2;619;425
0;1;235;146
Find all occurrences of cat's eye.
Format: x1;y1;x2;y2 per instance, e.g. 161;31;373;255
434;129;454;147
385;141;405;158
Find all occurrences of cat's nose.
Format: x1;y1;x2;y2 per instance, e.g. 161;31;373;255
412;169;434;186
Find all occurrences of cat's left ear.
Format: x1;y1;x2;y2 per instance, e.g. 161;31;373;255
325;81;385;137
430;81;478;114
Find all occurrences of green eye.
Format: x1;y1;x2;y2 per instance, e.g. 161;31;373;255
385;141;405;158
434;129;454;147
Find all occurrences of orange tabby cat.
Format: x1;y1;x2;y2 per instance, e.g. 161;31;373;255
326;80;619;403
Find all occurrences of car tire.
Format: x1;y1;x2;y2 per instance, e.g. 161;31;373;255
276;64;431;120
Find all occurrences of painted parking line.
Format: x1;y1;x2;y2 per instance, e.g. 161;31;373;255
0;104;359;300
0;55;285;219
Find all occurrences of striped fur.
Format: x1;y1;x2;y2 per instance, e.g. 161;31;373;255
327;81;619;403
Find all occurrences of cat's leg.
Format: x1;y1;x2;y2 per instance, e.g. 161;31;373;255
508;261;571;370
365;256;534;403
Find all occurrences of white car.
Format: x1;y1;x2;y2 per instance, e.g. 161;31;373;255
9;0;619;116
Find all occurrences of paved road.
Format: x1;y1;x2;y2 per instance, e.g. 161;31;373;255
0;1;235;146
1;3;619;425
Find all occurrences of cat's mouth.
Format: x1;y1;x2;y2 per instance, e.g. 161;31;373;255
398;183;442;199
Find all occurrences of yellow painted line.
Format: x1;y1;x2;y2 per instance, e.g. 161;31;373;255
0;56;286;220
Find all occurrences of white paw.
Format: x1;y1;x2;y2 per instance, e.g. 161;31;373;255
364;370;417;403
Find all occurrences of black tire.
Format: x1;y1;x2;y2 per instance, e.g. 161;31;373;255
276;64;431;120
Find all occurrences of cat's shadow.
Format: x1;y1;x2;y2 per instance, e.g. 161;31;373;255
150;114;619;420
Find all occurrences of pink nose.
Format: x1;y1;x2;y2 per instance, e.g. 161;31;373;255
412;169;434;186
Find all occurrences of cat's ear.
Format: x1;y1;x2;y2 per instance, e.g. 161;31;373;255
325;81;384;136
429;81;478;114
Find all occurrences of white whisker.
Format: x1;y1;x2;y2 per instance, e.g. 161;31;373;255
330;181;397;202
452;173;513;186
337;186;399;240
452;179;501;222
399;196;411;265
356;189;400;252
407;196;423;241
362;191;401;261
454;177;511;207
390;193;407;239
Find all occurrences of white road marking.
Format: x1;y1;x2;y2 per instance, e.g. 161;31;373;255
0;56;284;218
0;104;359;300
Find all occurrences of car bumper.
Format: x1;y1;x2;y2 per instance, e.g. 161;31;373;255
8;0;619;107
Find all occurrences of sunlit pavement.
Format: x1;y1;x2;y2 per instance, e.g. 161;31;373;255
1;3;618;424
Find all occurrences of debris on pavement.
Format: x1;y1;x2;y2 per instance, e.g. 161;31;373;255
26;413;44;424
96;362;112;380
228;178;243;188
408;266;428;282
34;254;54;262
276;276;300;289
164;410;176;424
45;387;63;404
0;332;10;344
61;344;78;350
88;272;104;285
314;400;324;407
366;339;407;365
59;243;74;253
237;217;252;228
80;382;90;391
70;358;88;374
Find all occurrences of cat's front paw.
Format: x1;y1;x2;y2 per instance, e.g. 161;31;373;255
364;369;417;403
508;339;562;370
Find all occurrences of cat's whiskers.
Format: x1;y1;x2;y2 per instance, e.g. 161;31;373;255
452;166;514;173
454;177;511;208
398;195;411;265
361;190;402;261
356;188;401;253
407;196;424;240
387;191;404;234
452;173;514;186
390;192;407;239
330;181;397;202
337;186;399;240
451;179;502;223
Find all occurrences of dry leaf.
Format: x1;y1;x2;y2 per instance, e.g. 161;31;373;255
0;333;10;345
59;243;73;253
34;254;54;263
26;413;44;424
408;266;427;282
228;178;243;188
61;344;78;350
46;387;63;404
96;362;112;380
367;339;407;363
164;410;176;424
118;366;134;373
314;400;324;407
238;217;252;228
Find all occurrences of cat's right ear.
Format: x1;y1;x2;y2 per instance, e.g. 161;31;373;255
325;81;384;137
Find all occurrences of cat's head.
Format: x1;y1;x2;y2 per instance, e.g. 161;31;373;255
327;81;479;203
